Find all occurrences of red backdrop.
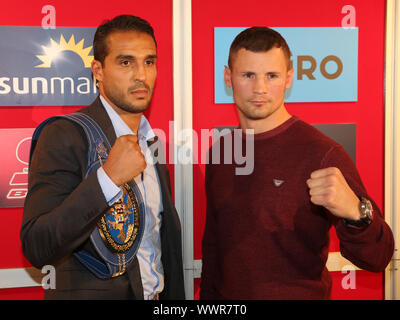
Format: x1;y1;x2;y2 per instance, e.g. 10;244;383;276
0;0;387;300
0;0;173;299
192;0;386;299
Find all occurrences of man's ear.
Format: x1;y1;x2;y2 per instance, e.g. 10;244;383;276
91;59;103;83
285;67;294;90
224;65;232;88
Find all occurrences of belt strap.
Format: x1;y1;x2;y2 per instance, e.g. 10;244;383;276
31;112;145;279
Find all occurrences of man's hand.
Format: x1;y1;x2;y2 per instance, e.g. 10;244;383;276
102;134;146;186
306;167;360;220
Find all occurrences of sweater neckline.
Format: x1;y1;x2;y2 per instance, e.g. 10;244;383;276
241;115;299;141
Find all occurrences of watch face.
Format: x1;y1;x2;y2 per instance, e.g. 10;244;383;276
343;197;373;227
359;197;373;220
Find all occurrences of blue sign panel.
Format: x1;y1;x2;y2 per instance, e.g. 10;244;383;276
215;27;358;103
0;26;97;106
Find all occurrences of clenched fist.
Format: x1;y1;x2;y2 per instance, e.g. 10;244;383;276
306;167;360;220
102;134;146;186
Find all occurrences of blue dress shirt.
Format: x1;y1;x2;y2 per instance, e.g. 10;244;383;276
96;95;164;300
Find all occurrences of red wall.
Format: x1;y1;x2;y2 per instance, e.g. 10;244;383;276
192;0;386;299
0;0;173;299
0;0;387;300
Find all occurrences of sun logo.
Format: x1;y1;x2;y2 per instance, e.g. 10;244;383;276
35;34;93;68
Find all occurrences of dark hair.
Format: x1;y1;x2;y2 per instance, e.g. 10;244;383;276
228;27;292;70
93;14;156;65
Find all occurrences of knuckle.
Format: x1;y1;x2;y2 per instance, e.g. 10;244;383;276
327;175;337;185
310;195;320;205
326;186;336;195
330;167;340;175
325;192;336;203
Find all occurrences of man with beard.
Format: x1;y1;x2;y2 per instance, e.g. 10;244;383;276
21;15;184;300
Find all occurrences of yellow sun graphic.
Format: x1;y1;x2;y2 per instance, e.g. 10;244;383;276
35;34;93;68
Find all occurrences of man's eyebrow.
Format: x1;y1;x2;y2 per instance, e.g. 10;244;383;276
116;54;135;60
115;54;158;60
240;71;282;74
239;71;281;74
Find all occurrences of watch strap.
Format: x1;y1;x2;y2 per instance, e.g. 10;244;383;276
342;196;373;228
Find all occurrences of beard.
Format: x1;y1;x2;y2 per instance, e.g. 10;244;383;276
104;81;153;114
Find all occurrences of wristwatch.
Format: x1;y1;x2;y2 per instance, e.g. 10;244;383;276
342;196;373;228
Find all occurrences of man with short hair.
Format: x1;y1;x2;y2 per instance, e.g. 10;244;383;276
21;15;185;300
200;27;394;299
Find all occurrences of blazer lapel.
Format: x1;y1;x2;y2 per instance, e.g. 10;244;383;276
146;137;174;211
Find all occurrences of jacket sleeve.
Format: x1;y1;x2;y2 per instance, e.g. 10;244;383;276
20;119;110;269
322;145;394;272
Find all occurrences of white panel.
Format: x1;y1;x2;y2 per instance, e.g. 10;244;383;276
0;268;41;289
173;0;194;300
385;0;400;300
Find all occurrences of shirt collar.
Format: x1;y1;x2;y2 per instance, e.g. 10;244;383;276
99;95;155;142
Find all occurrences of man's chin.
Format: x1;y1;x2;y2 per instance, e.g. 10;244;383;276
119;100;151;114
241;110;270;121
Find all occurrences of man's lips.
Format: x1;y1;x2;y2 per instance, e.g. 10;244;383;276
250;100;267;106
130;89;148;97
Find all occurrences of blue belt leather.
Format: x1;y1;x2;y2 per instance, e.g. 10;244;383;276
31;112;145;279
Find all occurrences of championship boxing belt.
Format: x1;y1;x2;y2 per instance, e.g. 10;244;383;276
30;112;145;279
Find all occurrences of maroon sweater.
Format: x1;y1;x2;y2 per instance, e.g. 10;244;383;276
200;116;394;300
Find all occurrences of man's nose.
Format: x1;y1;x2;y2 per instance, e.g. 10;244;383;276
134;64;146;82
253;76;268;94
